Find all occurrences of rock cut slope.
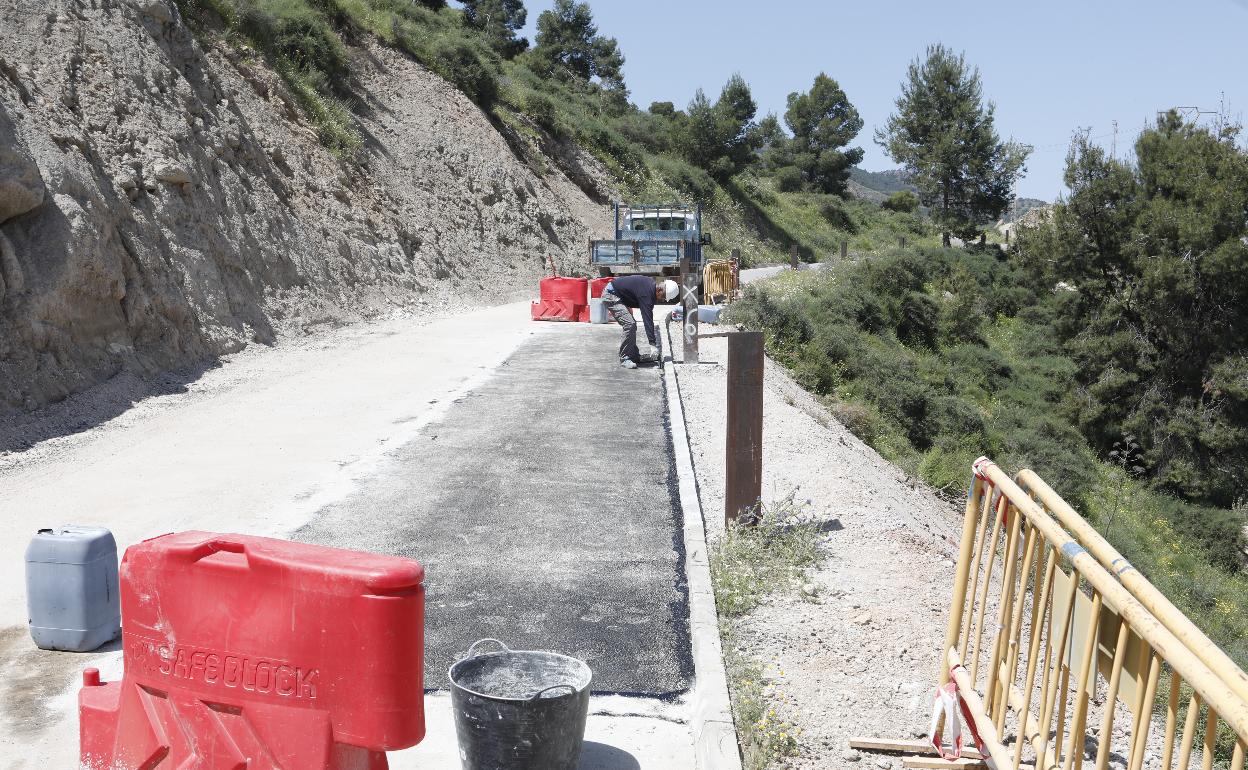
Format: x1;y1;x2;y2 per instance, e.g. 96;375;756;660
0;0;611;415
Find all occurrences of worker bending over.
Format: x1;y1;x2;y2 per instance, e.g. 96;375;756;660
602;276;679;368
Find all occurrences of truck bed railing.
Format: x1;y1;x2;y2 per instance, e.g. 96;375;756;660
590;239;688;266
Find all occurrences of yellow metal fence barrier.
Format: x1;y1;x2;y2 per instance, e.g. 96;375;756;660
702;259;738;303
939;458;1248;770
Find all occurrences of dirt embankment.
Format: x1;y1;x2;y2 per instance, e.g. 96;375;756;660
0;0;612;416
676;338;964;768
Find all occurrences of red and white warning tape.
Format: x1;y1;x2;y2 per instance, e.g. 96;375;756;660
928;668;997;769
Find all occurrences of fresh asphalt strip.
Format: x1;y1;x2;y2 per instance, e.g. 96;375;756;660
294;324;694;696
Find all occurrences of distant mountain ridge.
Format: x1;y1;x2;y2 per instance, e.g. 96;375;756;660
848;167;1050;222
847;168;915;203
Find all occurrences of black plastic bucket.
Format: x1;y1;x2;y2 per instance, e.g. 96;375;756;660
449;639;592;770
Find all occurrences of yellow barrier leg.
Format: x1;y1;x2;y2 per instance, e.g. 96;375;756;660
984;504;1024;715
1126;653;1161;770
1014;546;1058;770
1161;671;1183;770
1201;710;1218;770
944;477;987;683
1039;573;1080;767
1062;593;1102;770
960;489;993;660
972;492;1009;680
1093;623;1133;770
1176;695;1201;770
998;525;1040;733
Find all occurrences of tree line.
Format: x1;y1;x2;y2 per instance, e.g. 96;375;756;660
455;1;1029;243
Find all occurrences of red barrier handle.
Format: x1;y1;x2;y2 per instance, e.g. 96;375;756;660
168;538;250;564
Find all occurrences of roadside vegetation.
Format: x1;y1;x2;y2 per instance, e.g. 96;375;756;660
710;495;825;769
725;114;1248;676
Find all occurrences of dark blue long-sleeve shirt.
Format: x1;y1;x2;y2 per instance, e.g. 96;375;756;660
608;275;658;345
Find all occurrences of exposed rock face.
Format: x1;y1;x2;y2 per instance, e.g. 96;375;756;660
0;1;612;414
0;133;45;224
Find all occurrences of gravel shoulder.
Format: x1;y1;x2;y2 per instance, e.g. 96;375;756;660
674;335;964;768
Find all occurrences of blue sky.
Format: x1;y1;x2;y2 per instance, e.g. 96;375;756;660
511;0;1248;201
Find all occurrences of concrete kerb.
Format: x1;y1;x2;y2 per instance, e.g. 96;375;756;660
661;316;743;770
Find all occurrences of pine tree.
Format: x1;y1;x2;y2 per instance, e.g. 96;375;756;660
674;74;760;180
1016;113;1248;507
530;0;625;91
462;0;528;58
783;74;863;194
876;45;1028;245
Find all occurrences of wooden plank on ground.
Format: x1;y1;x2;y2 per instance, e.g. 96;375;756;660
848;737;982;759
901;758;986;769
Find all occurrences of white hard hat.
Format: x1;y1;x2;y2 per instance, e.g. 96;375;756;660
662;279;680;302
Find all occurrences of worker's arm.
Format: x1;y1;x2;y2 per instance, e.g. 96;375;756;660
640;296;657;346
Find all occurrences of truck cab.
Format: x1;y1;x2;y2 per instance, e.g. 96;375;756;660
590;202;710;277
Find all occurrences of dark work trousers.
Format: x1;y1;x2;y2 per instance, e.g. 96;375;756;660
603;291;640;364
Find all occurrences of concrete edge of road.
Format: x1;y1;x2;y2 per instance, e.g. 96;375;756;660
661;317;743;770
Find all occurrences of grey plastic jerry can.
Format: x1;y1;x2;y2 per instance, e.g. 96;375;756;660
25;526;121;652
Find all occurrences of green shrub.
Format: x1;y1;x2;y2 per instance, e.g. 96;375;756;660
774;166;803;192
832;401;879;443
710;493;824;618
651;155;716;202
429;36;499;106
522;90;559;132
882;190;919;213
919;435;984;493
237;0;348;79
898;291;939;347
941;289;985;345
946;344;1013;394
819;198;857;232
726;286;814;349
1161;499;1248;572
932;395;986;439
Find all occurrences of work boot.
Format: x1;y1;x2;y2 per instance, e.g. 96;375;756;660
620;359;638;369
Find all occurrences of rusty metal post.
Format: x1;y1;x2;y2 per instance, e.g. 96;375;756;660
725;332;763;525
789;244;799;270
840;239;848;259
682;268;699;365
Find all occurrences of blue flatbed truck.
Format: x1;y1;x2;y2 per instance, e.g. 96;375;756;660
589;202;710;278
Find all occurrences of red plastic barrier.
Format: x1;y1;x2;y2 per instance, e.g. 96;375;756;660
539;277;589;305
589;277;612;299
531;299;581;321
80;532;425;769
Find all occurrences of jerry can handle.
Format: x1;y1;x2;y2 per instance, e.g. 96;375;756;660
463;638;510;659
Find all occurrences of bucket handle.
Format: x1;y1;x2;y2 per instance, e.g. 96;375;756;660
530;684;577;701
463;638;510;659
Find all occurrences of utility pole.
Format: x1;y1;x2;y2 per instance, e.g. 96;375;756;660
1111;120;1118;159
